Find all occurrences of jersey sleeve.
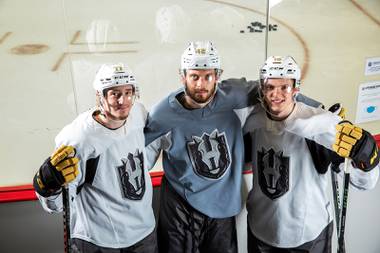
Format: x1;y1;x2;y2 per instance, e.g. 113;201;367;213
349;163;379;190
145;132;172;171
294;93;323;108
305;138;379;189
35;117;92;212
219;78;260;109
36;190;63;213
144;103;172;170
284;103;341;149
35;183;78;213
54;123;89;190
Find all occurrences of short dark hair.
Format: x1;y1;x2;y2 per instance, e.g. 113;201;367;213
102;86;135;97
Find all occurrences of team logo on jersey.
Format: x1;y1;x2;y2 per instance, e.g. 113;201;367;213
117;150;145;200
187;129;231;179
257;147;289;199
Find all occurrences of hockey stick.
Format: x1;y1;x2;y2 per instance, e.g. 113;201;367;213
328;103;343;238
264;0;270;60
61;148;77;253
62;186;71;253
337;158;350;253
330;163;341;237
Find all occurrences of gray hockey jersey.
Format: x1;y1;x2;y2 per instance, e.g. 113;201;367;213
144;79;258;218
36;102;155;248
244;102;379;247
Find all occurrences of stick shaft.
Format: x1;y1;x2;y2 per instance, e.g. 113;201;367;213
62;187;71;253
338;159;350;253
331;168;341;236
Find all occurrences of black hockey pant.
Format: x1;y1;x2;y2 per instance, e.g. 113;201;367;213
158;176;238;253
248;222;333;253
70;230;158;253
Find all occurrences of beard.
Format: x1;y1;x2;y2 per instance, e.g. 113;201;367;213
186;83;217;104
102;105;131;121
108;110;129;121
109;113;129;121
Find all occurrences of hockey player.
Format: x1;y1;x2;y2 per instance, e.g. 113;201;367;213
33;63;157;253
144;41;319;253
244;56;379;253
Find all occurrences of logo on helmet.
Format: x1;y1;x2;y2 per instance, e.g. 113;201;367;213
195;48;206;54
114;65;123;72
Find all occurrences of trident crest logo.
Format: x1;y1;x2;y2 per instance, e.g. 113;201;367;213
117;149;145;200
257;147;289;199
187;129;231;179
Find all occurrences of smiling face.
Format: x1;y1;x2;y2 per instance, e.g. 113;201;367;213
262;78;297;120
102;84;135;121
182;69;218;105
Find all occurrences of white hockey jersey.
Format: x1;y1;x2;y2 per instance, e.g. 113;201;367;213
36;102;155;248
244;102;379;247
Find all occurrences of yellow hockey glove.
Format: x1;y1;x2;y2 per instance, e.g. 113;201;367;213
33;145;79;197
333;121;379;171
333;122;362;158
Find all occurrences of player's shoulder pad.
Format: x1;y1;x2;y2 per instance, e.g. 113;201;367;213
128;101;148;129
145;91;177;136
296;102;325;116
218;78;259;109
149;89;179;117
295;93;323;108
55;111;91;144
289;102;341;130
243;106;267;133
219;78;258;92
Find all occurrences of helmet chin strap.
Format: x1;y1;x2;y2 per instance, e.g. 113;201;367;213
183;82;218;109
97;95;128;127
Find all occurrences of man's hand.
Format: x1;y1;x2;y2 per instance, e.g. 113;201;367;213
328;103;346;119
33;145;79;197
50;145;79;183
333;122;362;158
333;122;379;171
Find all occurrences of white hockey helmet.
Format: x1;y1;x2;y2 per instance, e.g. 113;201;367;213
93;63;139;97
180;41;222;76
260;56;301;88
